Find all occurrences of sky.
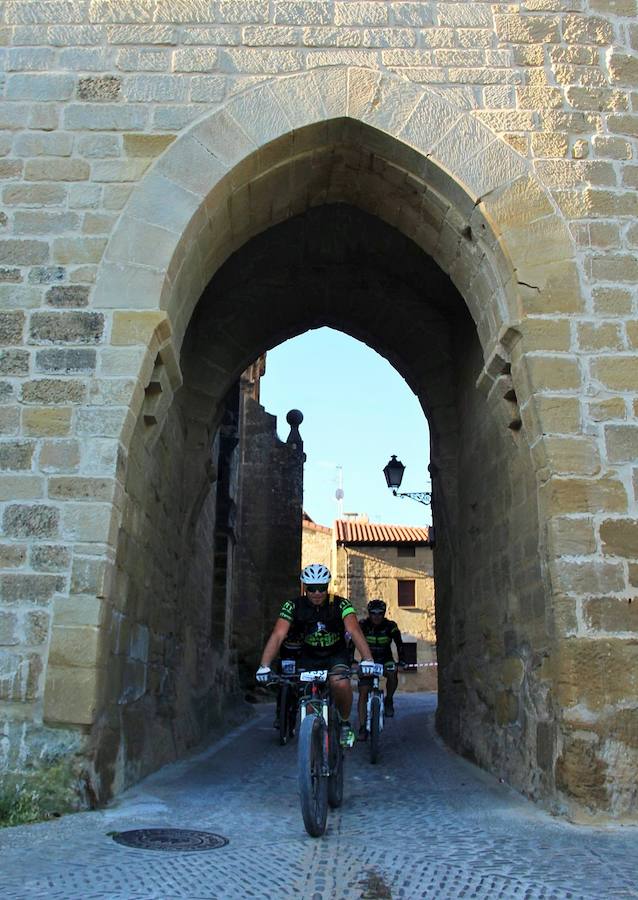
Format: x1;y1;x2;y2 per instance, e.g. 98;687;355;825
259;327;432;528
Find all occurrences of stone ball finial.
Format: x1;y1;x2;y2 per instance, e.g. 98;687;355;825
286;409;303;427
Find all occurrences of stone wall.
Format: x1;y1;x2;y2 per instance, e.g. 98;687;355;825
301;519;332;571
0;1;636;818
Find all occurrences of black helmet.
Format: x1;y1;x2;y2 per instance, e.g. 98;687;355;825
367;599;386;614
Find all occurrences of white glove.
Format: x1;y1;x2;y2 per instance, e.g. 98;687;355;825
359;659;376;675
256;665;271;683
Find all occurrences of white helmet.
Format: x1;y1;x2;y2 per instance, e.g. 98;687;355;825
300;563;331;585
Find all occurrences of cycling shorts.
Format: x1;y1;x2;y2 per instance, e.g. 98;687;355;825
299;649;351;677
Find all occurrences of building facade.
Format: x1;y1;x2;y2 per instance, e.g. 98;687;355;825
0;2;637;818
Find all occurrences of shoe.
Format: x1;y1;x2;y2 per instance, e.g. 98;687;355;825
340;721;356;749
384;699;394;717
358;725;368;742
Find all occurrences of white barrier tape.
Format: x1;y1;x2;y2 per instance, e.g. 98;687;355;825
402;662;437;668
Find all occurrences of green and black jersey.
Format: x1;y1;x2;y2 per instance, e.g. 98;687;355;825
359;616;404;665
278;594;355;658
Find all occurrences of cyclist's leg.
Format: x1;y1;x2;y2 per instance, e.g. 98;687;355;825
384;661;398;715
328;665;352;721
357;679;371;738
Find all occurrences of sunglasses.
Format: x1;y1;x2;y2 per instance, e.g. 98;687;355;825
370;611;384;616
306;584;329;593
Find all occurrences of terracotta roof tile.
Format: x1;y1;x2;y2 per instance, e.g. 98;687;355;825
334;520;432;544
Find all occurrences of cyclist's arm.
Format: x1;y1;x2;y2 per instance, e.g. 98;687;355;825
260;618;291;668
343;613;373;661
391;622;406;663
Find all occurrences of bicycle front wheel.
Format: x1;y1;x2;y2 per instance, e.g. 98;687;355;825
369;694;381;764
327;713;343;808
298;714;328;837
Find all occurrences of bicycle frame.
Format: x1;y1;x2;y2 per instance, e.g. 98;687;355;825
365;664;385;734
298;671;332;774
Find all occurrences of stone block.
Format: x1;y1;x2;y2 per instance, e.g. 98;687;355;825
53;236;107;266
29;311;104;345
64;103;148;131
190;75;226;101
14;211;80;235
25;158;90;182
48;624;100;668
28;268;65;286
592;357;638;392
551;559;625;595
600;519;638;558
35;348;96;374
540;436;601;477
3;503;61;539
588;397;626;423
0;240;48;266
173;47;218;71
51;593;103;628
22;407;72;437
0;611;19;646
0;543;26;568
0;310;25;345
77;75;121;101
44;664;100;725
6;74;74;101
547;516;597;556
0;650;43;702
24;610;50;645
123;134;175;157
117;48;169;71
110;311;170;346
578;323;622;352
3;184;67;207
0;406;20;435
273;1;332;25
525;355;581;392
49;476;118;503
0;571;65;604
21;379;86;404
555;731;608;806
30;544;71;572
45;286;90;308
584;597;638;633
541;475;627;516
40;439;81;473
13;132;74;156
61;502;118;544
555;639;638;712
0;441;35;471
592;287;632;317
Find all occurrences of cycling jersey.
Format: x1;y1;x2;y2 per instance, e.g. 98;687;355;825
278;594;355;658
359;617;405;665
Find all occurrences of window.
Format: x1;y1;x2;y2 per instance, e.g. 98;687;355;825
402;642;417;666
397;545;415;558
397;579;416;607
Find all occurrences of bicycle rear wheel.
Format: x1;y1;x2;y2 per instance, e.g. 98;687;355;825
298;714;328;837
327;712;344;808
369;694;381;764
278;683;291;745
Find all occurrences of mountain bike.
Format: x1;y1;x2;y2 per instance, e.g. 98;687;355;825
296;668;345;837
354;662;386;764
276;659;299;745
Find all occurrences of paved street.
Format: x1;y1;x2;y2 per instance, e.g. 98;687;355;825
0;693;636;899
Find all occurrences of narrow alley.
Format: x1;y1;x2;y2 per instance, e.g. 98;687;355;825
1;693;636;899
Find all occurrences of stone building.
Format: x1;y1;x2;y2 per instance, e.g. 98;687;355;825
333;515;436;690
0;1;637;820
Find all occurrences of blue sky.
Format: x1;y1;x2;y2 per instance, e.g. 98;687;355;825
260;327;432;528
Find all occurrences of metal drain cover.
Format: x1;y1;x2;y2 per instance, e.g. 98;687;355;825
112;828;229;852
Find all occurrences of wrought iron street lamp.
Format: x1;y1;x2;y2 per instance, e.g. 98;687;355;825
383;455;431;506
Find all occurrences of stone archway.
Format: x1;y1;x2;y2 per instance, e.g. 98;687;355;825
41;68;634;819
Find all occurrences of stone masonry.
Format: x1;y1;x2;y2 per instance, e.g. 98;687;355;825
0;1;637;821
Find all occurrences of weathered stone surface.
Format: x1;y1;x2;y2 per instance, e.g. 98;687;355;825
583;597;638;633
77;75;121;101
21;379;86;404
29;311;104;344
30;544;71;572
0;441;35;471
35;348;96;374
45;285;90;308
600;519;638;558
3;504;60;539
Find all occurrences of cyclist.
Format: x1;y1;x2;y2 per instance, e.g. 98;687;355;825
256;563;376;748
356;599;406;740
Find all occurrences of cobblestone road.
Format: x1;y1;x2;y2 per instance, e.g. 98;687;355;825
1;693;636;899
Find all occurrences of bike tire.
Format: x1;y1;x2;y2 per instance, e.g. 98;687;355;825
327;713;344;808
278;683;290;745
298;714;328;837
370;695;381;765
287;685;297;740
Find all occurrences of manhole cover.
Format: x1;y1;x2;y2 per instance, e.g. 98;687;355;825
111;828;229;851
